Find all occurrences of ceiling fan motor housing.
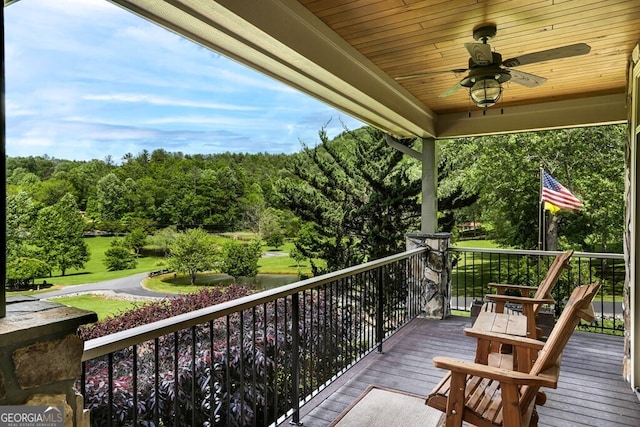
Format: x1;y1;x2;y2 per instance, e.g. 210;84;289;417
472;25;497;42
460;64;511;88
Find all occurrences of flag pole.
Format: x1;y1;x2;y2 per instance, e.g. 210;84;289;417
538;166;543;250
542;203;546;251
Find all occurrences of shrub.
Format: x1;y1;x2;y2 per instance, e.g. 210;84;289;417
219;240;262;279
78;286;252;339
103;246;137;271
265;232;284;249
79;286;349;426
6;257;51;290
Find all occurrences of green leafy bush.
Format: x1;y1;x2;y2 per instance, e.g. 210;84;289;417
6;257;51;290
219;240;262;279
265;232;284;249
103;246;137;271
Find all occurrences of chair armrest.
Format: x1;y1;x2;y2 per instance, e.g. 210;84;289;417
485;294;555;305
463;328;546;350
488;283;540;295
432;357;558;388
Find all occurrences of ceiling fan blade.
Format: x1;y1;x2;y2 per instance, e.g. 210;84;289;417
465;42;493;65
439;81;463;98
502;43;590;68
509;69;547;88
395;68;468;81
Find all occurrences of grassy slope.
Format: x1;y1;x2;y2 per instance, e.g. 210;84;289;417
52;294;149;321
451;239;504;249
10;235;312;298
60;236;313;317
19;236;310;288
23;236;547;317
19;236;498;294
40;236;165;286
29;235;491;291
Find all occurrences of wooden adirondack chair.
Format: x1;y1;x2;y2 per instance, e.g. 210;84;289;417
426;281;601;427
477;249;574;339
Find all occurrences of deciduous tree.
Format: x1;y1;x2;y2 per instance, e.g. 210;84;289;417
6;258;51;289
438;125;625;250
33;193;89;276
124;228;148;257
6;191;37;259
219;240;263;280
148;226;178;257
95;173;128;222
260;207;285;249
104;245;137;271
167;228;218;285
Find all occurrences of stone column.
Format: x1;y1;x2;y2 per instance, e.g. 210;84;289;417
406;232;452;319
0;296;97;427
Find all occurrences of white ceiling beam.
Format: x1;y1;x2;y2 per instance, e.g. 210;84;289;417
436;93;627;138
107;0;436;138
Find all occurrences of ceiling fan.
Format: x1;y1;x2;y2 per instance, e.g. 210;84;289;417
395;25;591;108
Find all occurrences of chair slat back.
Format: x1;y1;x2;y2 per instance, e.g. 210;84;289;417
531;250;574;314
533;281;600;373
520;281;601;406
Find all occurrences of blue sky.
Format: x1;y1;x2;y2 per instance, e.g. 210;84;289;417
4;0;364;162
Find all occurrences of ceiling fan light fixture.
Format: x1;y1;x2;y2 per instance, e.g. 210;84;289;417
398;25;591;109
470;78;502;108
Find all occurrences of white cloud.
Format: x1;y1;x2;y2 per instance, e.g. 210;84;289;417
4;0;365;160
84;93;261;111
5;99;34;117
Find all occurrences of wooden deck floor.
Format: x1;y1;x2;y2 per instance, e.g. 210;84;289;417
290;316;640;427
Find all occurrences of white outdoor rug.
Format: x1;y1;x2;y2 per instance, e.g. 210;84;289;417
329;385;445;427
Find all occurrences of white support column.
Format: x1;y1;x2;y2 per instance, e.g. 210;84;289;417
628;42;640;392
384;135;438;233
422;138;437;233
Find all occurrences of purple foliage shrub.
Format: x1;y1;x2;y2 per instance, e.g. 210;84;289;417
79;286;349;426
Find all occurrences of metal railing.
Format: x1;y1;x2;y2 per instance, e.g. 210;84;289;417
79;245;624;426
80;248;428;426
450;247;625;334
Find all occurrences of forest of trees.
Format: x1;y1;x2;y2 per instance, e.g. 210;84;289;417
5;124;626;284
438;125;626;252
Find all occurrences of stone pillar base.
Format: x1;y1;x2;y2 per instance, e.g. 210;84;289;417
406;232;452;319
0;297;97;426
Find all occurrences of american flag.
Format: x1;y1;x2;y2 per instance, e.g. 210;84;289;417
541;170;583;212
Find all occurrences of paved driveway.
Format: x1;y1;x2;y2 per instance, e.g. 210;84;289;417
35;272;176;300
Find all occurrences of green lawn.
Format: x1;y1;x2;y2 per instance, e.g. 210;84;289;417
451;309;471;317
259;241;322;275
52;294;145;321
7;236;166;298
450;243;622;301
10;236;312;292
19;235;621;322
143;273;227;294
34;236;166;287
452;239;503;249
9;235;318;301
141;239;319;294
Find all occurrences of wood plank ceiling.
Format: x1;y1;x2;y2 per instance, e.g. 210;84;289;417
21;0;634;137
299;0;639;115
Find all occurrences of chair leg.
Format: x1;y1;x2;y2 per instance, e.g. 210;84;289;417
529;409;539;427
